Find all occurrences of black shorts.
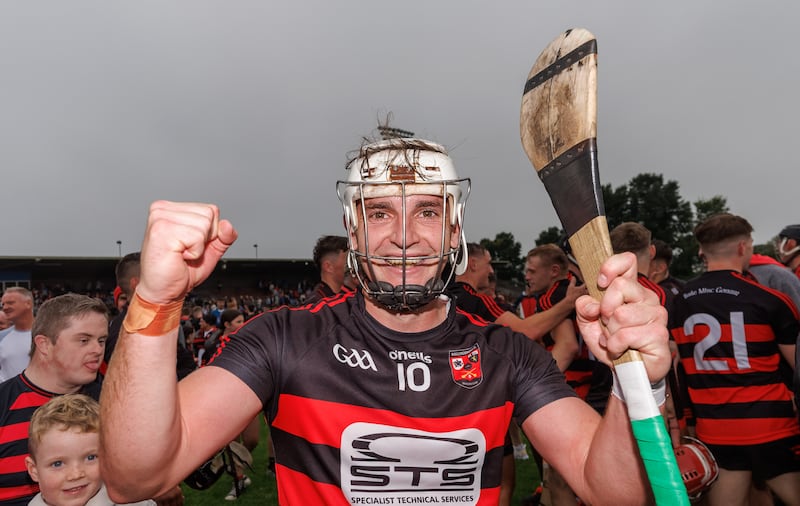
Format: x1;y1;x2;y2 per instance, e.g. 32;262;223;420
705;435;800;481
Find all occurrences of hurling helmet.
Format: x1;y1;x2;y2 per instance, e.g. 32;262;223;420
674;436;719;501
777;224;800;263
337;138;470;311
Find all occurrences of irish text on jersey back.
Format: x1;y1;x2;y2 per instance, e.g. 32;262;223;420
341;423;484;505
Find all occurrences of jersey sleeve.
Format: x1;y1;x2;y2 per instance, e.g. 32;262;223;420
770;296;800;346
450;283;506;322
508;331;577;421
206;312;277;406
537;280;576;320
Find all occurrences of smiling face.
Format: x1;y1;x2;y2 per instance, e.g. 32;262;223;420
39;313;108;392
25;427;102;506
351;193;460;294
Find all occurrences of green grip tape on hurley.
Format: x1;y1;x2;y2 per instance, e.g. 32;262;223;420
615;357;690;506
630;414;689;505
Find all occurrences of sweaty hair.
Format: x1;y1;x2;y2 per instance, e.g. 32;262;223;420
610;222;652;255
28;394;100;459
115;252;141;297
312;236;348;270
347;137;450;171
526;244;568;271
30;294;108;354
652;239;673;265
694;213;753;248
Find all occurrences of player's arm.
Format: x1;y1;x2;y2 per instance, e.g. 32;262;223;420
495;279;586;341
523;395;648;504
100;201;258;502
550;318;579;372
523;253;670;504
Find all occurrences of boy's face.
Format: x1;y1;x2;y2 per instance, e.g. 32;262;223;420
25;427;102;506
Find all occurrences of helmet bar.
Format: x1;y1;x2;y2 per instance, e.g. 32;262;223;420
347;179;458;311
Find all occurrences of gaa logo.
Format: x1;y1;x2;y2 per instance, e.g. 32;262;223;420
341;423;483;504
333;344;377;371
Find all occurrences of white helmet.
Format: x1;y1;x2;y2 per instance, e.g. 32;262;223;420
337;138;470;311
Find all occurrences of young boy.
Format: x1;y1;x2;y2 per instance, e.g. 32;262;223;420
24;394;154;506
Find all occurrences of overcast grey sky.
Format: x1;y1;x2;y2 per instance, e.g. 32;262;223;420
1;1;796;260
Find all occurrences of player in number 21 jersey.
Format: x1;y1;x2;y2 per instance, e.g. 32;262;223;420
669;269;799;445
668;213;800;505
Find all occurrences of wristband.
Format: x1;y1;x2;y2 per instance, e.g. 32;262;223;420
611;372;625;401
610;372;667;407
123;292;184;336
650;377;666;406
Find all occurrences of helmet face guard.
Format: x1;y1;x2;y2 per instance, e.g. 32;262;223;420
337;139;470;312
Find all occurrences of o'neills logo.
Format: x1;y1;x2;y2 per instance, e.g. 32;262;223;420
388;350;432;364
449;344;482;389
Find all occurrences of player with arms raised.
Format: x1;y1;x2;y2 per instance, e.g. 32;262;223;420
100;138;671;505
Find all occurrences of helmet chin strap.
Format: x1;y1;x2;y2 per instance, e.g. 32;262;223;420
346;250;444;312
366;279;445;312
453;230;469;276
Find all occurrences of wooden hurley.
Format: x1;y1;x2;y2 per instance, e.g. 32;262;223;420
519;28;689;505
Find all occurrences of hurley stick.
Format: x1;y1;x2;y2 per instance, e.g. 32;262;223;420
520;28;689;505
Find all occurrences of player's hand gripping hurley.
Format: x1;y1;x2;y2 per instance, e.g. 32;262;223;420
520;28;690;505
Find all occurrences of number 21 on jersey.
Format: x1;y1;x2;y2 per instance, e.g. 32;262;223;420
682;312;751;371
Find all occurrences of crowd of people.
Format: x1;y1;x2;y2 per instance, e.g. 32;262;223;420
0;137;797;506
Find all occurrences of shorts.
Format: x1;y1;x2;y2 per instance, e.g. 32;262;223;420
705;435;800;481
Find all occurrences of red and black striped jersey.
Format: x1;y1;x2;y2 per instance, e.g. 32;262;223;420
0;374;101;506
445;282;506;323
305;282;354;305
637;272;667;307
668;270;800;445
209;290;574;504
537;278;584;387
517;294;538;319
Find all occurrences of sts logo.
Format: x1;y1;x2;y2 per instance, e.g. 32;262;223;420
340;423;484;504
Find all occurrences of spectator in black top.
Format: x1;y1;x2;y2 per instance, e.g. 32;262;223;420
305;235;350;304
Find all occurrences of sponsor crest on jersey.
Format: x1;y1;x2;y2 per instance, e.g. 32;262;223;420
449;344;482;389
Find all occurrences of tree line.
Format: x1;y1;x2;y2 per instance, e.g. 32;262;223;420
480;173;777;284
